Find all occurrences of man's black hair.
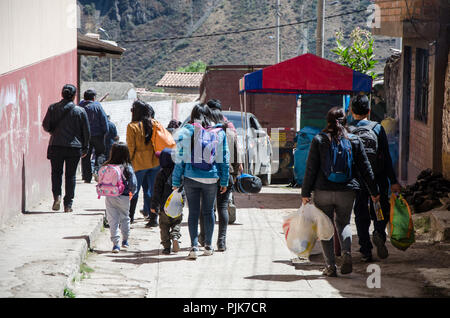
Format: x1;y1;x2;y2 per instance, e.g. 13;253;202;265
61;84;77;101
351;95;371;115
84;89;97;101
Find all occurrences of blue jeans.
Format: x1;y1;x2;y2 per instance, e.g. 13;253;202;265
184;178;218;247
133;166;160;215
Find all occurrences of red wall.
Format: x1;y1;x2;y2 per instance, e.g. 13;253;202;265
0;49;77;225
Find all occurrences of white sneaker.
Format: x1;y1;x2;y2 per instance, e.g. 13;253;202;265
187;247;198;260
203;246;214;256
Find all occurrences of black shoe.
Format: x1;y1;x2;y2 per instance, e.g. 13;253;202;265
145;220;158;228
340;252;353;274
372;231;389;259
361;254;374;263
64;206;73;213
52;196;61;211
322;265;338;277
103;217;109;228
162;247;171;255
217;240;226;252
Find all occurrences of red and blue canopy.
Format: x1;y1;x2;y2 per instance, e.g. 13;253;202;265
239;53;372;95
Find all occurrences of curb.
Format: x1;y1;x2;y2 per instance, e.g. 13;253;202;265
61;214;104;298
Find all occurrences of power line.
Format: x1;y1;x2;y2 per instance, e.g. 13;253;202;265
117;8;367;44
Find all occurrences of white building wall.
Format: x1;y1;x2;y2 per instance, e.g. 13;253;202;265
0;0;77;75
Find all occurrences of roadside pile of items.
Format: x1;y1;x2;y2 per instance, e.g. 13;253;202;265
402;169;450;213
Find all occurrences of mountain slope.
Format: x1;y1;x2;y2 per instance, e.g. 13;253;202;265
78;0;396;89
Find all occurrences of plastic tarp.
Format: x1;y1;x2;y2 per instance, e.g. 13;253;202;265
293;126;322;186
239;53;372;95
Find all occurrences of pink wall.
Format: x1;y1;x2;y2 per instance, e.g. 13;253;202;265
0;49;77;225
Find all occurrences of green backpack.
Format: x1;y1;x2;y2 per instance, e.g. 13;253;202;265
388;194;415;251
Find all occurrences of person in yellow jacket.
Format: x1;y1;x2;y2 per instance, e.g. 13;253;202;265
127;100;160;225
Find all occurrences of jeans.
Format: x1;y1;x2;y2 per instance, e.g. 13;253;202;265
105;196;130;247
129;166;160;221
81;135;106;182
313;190;355;267
199;181;232;246
49;147;81;208
354;178;390;256
184;178;218;247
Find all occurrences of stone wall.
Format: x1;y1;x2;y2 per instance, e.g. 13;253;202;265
443;53;450;180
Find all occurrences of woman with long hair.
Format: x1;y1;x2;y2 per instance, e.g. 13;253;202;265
197;99;243;251
301;106;379;277
172;104;230;259
126;100;160;225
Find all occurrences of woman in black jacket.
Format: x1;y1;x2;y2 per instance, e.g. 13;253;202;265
301;107;379;277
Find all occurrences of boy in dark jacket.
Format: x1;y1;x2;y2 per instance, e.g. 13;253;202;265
348;95;401;262
151;148;184;255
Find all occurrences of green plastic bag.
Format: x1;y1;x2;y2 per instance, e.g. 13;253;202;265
388;194;415;251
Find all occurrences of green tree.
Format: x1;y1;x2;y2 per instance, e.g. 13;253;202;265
176;60;207;73
331;27;378;80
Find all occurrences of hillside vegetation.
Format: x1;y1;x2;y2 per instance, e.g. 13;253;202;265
78;0;396;89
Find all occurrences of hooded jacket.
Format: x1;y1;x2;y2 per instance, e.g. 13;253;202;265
42;99;90;154
79;100;109;137
151;148;184;213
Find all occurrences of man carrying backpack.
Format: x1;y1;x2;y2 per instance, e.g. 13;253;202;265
348;95;401;262
79;89;109;183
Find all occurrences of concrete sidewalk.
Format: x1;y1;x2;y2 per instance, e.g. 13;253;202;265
0;178;105;298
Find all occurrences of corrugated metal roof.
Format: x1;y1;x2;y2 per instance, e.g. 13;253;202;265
156;71;204;88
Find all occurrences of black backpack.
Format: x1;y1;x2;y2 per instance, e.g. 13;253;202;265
233;174;262;194
348;121;383;174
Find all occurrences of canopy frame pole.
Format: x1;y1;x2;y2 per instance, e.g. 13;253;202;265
243;92;249;174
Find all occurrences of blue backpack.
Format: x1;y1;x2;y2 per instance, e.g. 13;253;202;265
321;133;353;183
191;123;222;170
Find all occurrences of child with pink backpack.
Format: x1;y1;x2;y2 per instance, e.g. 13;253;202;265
97;142;137;253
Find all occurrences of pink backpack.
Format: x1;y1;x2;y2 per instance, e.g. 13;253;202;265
96;165;125;198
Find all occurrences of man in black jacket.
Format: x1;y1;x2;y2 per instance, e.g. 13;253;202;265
348;95;401;262
42;84;91;212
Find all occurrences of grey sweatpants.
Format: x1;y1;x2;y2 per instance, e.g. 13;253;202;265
105;196;131;247
313;190;355;267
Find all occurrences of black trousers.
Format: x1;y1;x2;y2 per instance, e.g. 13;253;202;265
49;147;81;208
353;177;391;256
81;135;106;182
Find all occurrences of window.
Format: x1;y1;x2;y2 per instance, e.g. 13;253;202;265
414;48;429;123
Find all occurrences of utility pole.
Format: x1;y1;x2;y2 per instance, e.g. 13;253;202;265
316;0;325;57
276;0;281;63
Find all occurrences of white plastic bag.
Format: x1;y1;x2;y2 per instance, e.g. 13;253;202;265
164;189;184;218
282;203;334;257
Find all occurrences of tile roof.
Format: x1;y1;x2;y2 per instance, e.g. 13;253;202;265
156;71;204;88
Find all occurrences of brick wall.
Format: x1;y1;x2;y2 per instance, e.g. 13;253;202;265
407;46;434;183
374;0;442;37
443;53;450;180
376;0;440;22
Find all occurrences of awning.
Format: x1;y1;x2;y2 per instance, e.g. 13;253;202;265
239;53;372;95
77;33;126;59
